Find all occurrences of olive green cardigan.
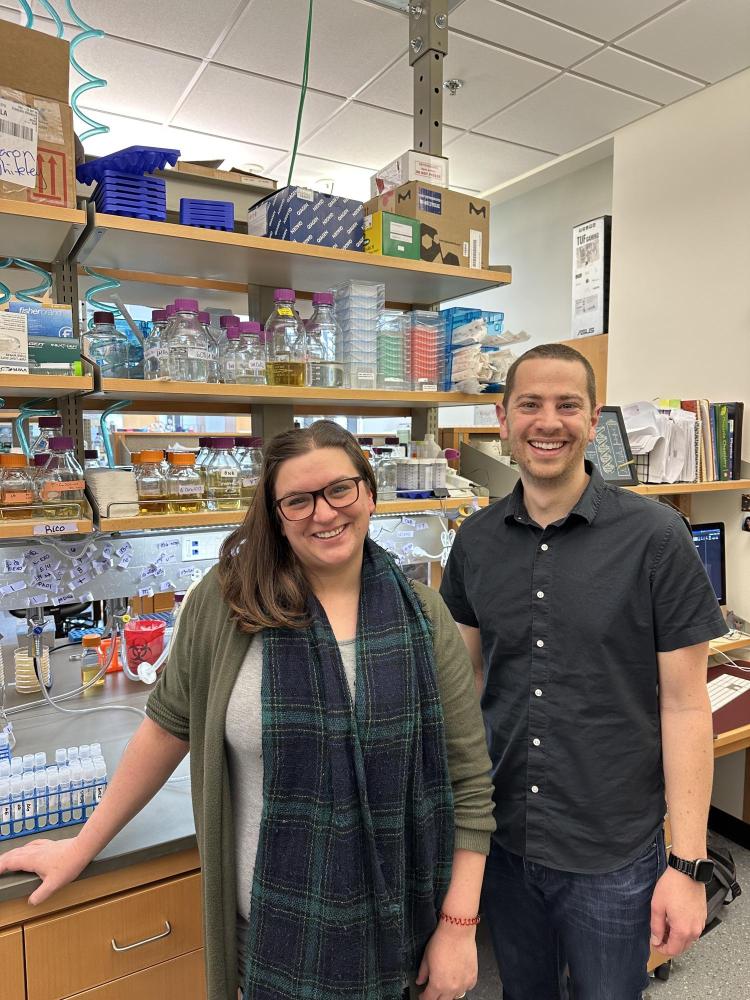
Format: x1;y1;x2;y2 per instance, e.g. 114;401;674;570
145;568;495;1000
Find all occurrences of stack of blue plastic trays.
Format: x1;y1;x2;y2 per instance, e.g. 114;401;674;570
93;170;167;221
179;198;234;231
331;280;384;391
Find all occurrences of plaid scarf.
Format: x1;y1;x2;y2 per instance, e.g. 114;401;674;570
242;537;454;1000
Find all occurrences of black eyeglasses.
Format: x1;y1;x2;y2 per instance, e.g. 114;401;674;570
275;476;364;521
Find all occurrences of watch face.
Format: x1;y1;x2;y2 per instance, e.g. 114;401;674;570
695;859;714;884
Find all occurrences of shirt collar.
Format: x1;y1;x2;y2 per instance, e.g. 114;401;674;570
505;460;605;527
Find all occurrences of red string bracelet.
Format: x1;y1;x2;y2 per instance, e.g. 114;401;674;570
437;910;481;927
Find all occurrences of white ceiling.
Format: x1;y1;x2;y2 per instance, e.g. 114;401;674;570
1;0;749;200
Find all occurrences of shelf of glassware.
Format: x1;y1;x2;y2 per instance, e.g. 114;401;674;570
0;373;94;399
76;212;511;306
0;513;94;540
95;379;500;409
95;496;489;533
0;198;87;263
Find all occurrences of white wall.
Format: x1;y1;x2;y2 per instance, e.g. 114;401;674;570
607;68;750;821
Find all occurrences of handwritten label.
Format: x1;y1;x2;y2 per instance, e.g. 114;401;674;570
159;580;175;592
0;580;26;596
0;97;39;189
3;558;24;573
137;586;154;599
33;522;77;536
396;530;414;538
117;554;132;570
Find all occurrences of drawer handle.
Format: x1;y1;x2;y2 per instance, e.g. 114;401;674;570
111;920;172;953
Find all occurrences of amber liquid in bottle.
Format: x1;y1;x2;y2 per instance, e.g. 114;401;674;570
265;360;306;387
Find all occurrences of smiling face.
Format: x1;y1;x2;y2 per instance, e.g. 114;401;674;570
496;357;600;487
274;446;375;581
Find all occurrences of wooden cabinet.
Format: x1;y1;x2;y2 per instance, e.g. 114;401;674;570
0;927;26;1000
59;950;205;999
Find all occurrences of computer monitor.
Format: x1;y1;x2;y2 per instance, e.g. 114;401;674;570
691;522;727;607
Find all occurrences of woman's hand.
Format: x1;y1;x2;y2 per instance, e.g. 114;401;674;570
0;836;90;906
415;922;478;1000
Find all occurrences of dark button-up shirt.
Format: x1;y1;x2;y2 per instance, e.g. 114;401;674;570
440;464;726;873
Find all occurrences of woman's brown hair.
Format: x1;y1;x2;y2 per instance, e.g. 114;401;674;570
218;420;378;633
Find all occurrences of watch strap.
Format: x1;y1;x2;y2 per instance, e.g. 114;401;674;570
668;852;714;883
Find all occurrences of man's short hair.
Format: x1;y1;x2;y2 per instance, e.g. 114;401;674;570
503;343;597;410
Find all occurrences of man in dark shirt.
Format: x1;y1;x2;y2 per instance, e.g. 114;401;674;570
440;344;725;1000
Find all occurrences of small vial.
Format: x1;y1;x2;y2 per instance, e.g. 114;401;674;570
93;756;107;804
22;754;34;772
22;773;36;831
79;744;91;760
35;772;47;828
70;762;83;821
0;777;11;837
90;742;102;759
67;747;79;766
55;747;67;766
10;757;22;777
10;775;23;834
58;765;71;822
34;751;46;770
46;766;59;826
82;759;95;817
0;761;10;779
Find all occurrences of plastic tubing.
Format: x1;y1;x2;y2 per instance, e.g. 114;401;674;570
37;0;64;37
0;258;53;302
65;0;109;142
17;0;33;28
99;400;131;468
83;267;122;317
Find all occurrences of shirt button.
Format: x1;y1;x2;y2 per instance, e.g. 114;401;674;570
531;785;539;794
536;639;544;648
540;543;549;552
537;591;544;599
532;738;541;747
534;688;543;697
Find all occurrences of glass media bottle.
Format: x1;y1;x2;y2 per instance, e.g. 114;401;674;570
265;289;307;387
235;322;266;384
30;416;63;455
0;454;36;520
233;436;263;503
40;437;86;518
199;310;220;383
305;292;343;388
81;311;130;379
167;452;205;513
164;299;210;382
133;450;168;515
144;308;169;380
204;437;241;511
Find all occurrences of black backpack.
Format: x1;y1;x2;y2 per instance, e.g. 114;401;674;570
703;833;742;933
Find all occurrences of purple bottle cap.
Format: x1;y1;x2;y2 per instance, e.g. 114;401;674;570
233;436;252;447
151;309;167;322
93;311;115;324
173;298;199;312
198;436;212;448
226;330;240;340
165;304;177;317
248;436;263;448
33;453;50;467
84;449;99;460
238;321;261;334
274;288;295;302
384;436;400;445
211;437;235;449
38;416;63;429
198;311;210;324
312;292;334;306
49;436;74;451
220;314;240;329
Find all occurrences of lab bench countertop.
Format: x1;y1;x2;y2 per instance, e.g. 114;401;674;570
0;643;196;906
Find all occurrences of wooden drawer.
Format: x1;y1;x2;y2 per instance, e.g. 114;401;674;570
0;926;26;1000
65;949;206;999
25;872;203;1000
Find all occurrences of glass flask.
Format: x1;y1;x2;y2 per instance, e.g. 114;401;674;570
235;322;266;384
133;450;168;515
81;311;130;379
167;452;205;513
0;454;36;519
144;308;169;380
39;437;86;518
204;437;241;511
233;436;263;503
164;299;210;382
305;292;343;388
265;289;307;387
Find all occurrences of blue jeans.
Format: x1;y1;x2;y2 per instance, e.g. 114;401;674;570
481;834;667;1000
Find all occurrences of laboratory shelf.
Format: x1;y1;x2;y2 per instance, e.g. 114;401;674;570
0;373;94;399
0;515;93;540
92;378;500;410
76;212;511;306
628;480;750;495
0;198;87;263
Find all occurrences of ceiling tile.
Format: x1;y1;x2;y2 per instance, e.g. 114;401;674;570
507;1;677;40
618;0;750;83
478;74;658;153
300;104;417;169
174;66;345;149
268;154;375;202
216;0;407;98
451;0;600;66
575;48;703;103
73;36;201;122
78;108;286;173
358;34;556;130
444;131;553;190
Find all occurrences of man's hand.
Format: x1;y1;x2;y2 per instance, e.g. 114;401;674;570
415;922;478;1000
0;837;90;906
650;866;707;957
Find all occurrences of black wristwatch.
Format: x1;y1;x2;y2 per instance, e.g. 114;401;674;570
668;853;714;884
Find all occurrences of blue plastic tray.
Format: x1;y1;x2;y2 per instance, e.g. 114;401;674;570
77;146;180;185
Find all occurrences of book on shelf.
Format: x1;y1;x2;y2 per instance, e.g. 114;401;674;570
678;398;744;482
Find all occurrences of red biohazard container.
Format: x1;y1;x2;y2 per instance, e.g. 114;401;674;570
123;619;166;672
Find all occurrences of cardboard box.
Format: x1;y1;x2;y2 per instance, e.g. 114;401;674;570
0;311;28;373
0;21;76;209
248;186;364;251
28;334;81;375
365;183;490;269
370;150;449;198
8;299;74;338
364;211;420;260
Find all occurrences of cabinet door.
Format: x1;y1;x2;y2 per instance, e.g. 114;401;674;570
0;927;25;1000
63;949;206;999
25;872;203;1000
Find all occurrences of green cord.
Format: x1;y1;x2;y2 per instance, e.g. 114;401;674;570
287;0;315;188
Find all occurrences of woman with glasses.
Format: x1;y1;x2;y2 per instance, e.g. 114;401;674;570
0;420;494;1000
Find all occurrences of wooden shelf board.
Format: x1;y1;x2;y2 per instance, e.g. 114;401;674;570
95;379;499;409
0;373;94;399
77;213;511;306
0;199;87;263
713;724;750;759
376;497;488;514
0;517;93;539
709;635;750;654
628;480;750;496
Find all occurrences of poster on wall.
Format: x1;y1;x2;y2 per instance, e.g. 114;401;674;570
571;215;611;339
